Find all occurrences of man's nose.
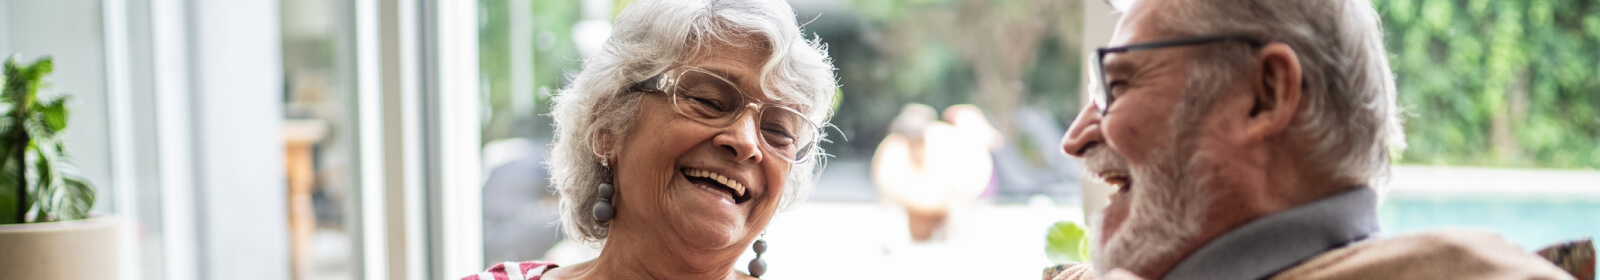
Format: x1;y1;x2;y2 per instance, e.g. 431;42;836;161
1060;103;1104;157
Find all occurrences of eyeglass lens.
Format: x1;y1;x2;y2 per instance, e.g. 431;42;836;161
667;70;820;162
1094;51;1111;117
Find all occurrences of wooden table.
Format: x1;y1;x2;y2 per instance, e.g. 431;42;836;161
283;119;327;280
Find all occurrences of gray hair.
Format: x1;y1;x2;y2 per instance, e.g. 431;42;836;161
546;0;837;248
1149;0;1405;188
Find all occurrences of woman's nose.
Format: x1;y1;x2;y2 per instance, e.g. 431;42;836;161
1060;103;1105;158
714;104;766;164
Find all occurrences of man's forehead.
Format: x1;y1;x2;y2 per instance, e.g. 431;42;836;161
1108;0;1171;46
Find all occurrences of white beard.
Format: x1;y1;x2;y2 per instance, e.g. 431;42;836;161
1091;138;1213;277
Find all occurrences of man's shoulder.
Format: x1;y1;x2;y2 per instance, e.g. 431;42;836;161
1271;230;1573;280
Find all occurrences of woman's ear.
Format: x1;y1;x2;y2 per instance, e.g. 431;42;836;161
591;127;618;166
1245;43;1303;142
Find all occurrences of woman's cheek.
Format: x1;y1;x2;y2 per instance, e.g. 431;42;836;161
756;164;787;213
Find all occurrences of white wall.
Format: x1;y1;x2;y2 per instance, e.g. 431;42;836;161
188;0;290;279
0;1;9;49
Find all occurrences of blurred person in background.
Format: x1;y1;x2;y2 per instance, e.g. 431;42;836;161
1053;0;1575;279
463;0;837;278
873;103;993;242
943;104;1005;198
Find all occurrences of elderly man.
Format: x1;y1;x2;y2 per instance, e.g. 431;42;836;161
1054;0;1574;279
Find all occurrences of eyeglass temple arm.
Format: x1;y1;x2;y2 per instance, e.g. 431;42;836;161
1098;34;1265;54
631;74;665;92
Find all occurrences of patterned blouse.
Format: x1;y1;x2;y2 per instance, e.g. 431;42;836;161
463;261;558;280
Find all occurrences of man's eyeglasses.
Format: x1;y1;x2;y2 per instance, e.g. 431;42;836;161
1092;34;1266;117
631;66;822;164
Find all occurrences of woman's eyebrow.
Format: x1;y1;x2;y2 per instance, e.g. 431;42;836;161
699;66;746;84
699;65;791;103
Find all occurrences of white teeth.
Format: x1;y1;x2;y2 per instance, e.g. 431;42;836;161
684;168;745;198
1099;172;1130;188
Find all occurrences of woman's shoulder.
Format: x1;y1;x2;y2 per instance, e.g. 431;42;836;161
462;261;559;280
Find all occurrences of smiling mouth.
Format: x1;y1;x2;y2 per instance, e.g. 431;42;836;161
682;168;751;204
1100;171;1133;202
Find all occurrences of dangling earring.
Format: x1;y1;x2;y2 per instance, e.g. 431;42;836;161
748;234;768;277
593;157;616;223
592;182;615;223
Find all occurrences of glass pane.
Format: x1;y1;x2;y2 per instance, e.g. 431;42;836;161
0;1;163;280
477;1;1085;278
475;1;1600;279
281;0;359;279
477;0;577;265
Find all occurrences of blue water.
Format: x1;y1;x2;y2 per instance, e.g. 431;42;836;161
1379;193;1600;251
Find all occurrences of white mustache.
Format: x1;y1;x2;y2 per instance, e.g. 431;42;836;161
1083;146;1130;176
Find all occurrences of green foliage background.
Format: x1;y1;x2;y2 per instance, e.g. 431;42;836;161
478;0;584;143
1376;0;1600;169
480;0;1600;169
823;0;1082;158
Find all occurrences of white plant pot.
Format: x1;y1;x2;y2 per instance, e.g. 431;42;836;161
0;216;121;280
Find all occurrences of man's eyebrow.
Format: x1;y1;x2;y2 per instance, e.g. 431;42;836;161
1103;53;1139;78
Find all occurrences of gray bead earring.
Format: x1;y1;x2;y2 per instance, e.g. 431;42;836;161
592;182;615;223
593;157;616;223
748;234;768;277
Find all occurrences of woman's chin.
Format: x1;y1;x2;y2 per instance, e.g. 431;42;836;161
669;217;749;250
667;186;752;250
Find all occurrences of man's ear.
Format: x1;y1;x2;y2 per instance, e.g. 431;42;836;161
1246;43;1303;142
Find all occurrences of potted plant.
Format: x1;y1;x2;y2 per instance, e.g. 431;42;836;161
0;55;120;279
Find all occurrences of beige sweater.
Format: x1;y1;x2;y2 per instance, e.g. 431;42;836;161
1053;230;1574;280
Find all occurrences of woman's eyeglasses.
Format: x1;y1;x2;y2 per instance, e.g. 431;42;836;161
631;66;823;164
1093;34;1265;117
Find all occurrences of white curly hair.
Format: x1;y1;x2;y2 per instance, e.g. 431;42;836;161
545;0;837;248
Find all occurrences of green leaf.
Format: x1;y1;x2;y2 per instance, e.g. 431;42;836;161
18;57;51;109
4;56;22;105
32;137;58;222
1045;221;1092;264
4;56;53;117
57;172;94;221
30;134;94;222
37;96;68;132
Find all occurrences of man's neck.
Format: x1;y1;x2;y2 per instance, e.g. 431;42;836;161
1144;147;1325;279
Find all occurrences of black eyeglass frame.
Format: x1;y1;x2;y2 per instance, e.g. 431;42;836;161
1092;34;1266;117
629;66;824;164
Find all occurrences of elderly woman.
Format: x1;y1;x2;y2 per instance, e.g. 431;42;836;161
463;0;836;279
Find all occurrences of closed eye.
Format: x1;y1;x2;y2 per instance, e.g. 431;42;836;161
1107;79;1129;98
761;127;795;146
763;127;793;139
689;96;725;111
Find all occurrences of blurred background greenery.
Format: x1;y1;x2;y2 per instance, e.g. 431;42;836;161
480;0;1600;170
477;0;1086;166
1376;0;1600;169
